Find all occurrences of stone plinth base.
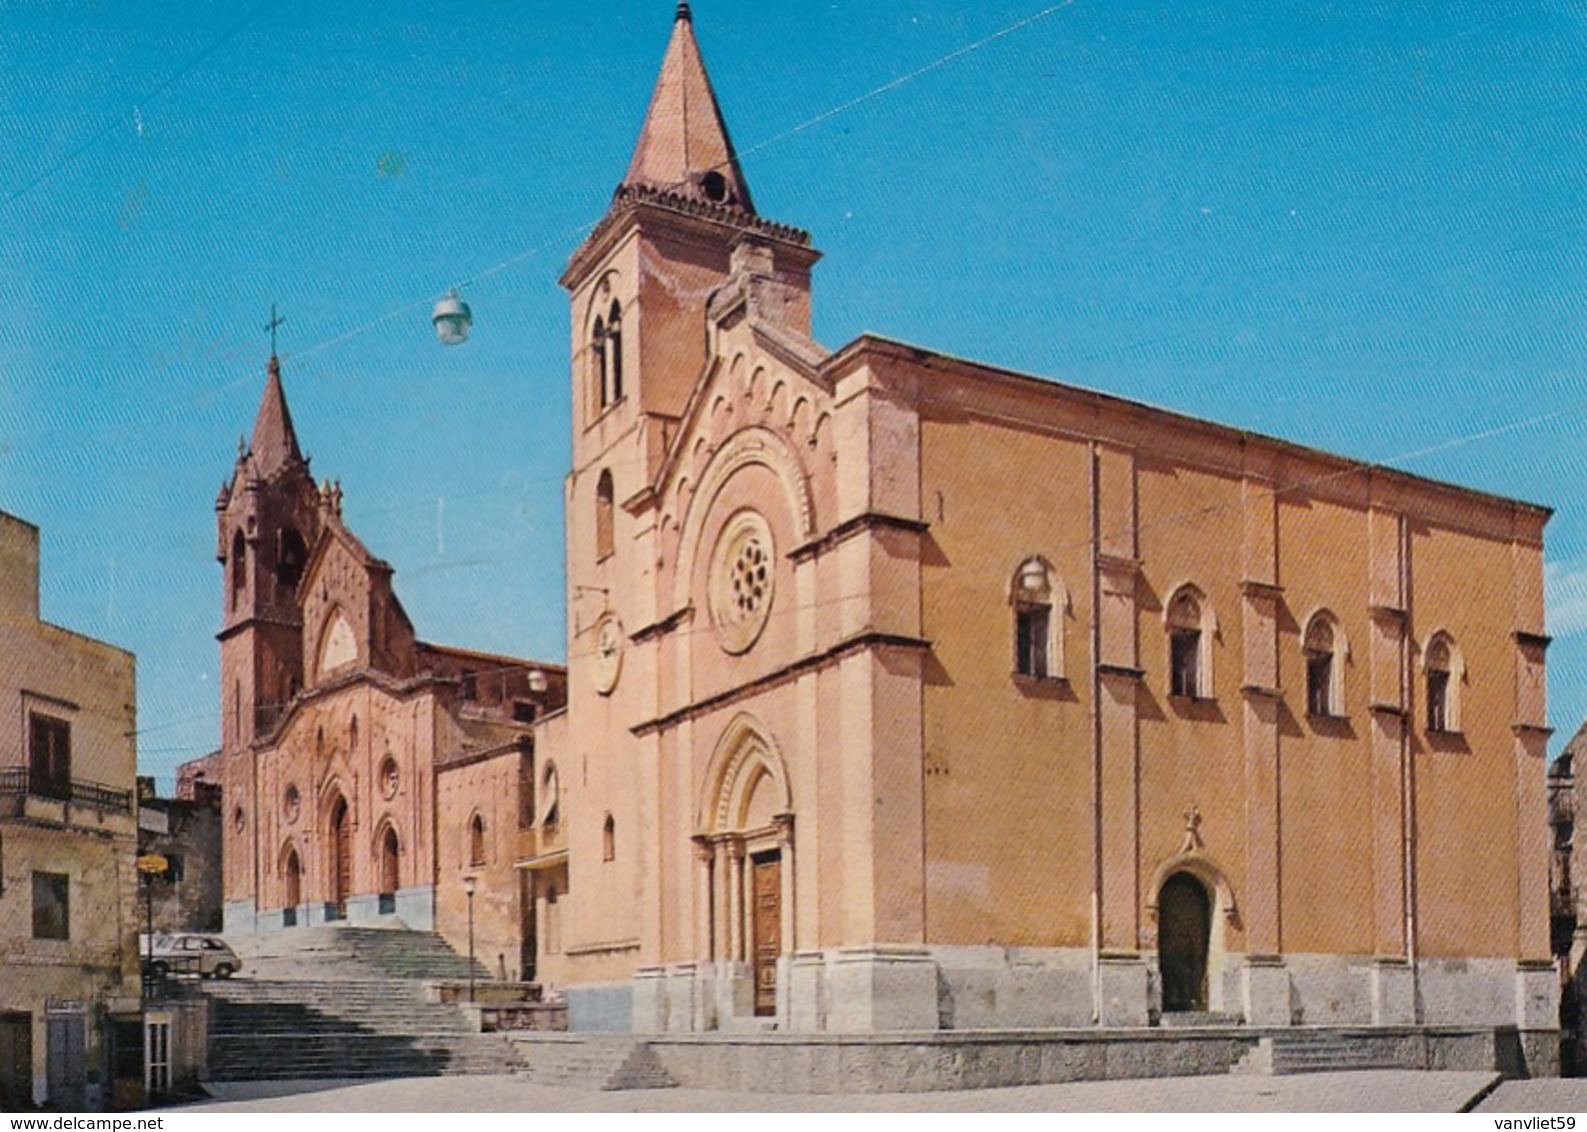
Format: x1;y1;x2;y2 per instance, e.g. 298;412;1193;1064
1242;956;1292;1026
825;947;939;1032
1371;959;1416;1025
222;898;257;935
548;1024;1551;1093
1097;954;1150;1027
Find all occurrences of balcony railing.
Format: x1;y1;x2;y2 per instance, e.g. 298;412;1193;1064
0;767;133;813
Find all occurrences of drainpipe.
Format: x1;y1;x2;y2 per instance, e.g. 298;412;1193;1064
1089;441;1104;1024
1399;515;1419;1012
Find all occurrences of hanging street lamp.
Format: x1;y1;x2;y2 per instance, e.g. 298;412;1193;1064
432;290;473;346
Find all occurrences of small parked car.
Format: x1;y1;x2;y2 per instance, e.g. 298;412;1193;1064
139;932;242;979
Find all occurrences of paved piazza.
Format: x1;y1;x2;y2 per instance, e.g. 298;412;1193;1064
183;1069;1563;1112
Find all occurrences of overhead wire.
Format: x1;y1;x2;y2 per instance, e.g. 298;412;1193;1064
1;0;277;210
16;1;1574;742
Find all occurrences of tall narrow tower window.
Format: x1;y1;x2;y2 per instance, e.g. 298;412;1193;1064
596;469;615;561
230;530;247;608
606;301;624;403
276;527;306;592
591;317;609;411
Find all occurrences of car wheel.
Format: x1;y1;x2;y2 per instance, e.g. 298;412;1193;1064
214;963;235;979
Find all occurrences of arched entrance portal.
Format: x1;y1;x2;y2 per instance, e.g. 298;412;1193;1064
1158;871;1211;1012
378;827;399;915
329;796;350;920
695;715;794;1021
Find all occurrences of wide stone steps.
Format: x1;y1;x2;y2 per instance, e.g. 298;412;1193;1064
231;926;490;983
201;928;519;1081
1233;1033;1406;1076
1269;1035;1401;1074
512;1036;675;1091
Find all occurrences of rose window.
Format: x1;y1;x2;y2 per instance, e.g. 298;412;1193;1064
731;537;769;619
709;511;776;655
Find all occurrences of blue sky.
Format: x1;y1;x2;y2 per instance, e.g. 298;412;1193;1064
2;1;1585;786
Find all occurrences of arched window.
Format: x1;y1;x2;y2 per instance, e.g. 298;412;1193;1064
542;762;560;829
1167;586;1211;700
348;715;359;753
606;301;624;403
275;527;306;592
468;813;486;867
518;747;536;829
1425;632;1462;733
1011;557;1058;679
591;317;609;411
602;813;616;862
1303;611;1345;718
230;529;247;608
596;469;615;561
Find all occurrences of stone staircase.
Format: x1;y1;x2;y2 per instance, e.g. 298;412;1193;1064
509;1035;675;1091
1233;1032;1405;1076
201;927;521;1081
230;925;490;982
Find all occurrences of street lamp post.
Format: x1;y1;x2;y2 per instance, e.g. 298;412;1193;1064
134;854;169;1001
464;875;477;1003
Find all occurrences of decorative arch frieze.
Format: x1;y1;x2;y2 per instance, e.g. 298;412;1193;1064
671;426;815;610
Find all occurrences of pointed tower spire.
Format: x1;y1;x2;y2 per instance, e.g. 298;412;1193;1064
622;5;755;214
249;355;304;476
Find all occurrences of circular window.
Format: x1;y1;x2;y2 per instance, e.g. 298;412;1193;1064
380;757;400;800
701;170;728;203
283;785;301;824
709;510;776;655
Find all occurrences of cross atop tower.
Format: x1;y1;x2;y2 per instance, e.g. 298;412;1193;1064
264;303;287;359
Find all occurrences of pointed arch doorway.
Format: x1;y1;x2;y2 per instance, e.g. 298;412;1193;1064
1158;871;1211;1012
328;795;350;920
378;826;400;916
695;715;795;1021
283;847;302;928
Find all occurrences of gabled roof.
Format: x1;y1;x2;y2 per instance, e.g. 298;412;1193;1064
622;5;755;214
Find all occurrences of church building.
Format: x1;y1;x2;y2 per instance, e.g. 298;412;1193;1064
198;6;1558;1063
540;5;1557;1055
201;355;566;978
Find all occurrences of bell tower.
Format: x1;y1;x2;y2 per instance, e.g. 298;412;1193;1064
561;3;819;464
560;5;821;642
215;354;322;755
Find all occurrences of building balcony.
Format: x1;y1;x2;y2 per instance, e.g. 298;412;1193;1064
515;823;566;867
0;766;135;830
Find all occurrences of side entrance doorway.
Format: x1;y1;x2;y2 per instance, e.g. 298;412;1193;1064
1158;871;1211;1013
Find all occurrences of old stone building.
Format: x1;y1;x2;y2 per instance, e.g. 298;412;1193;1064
136;774;223;934
203;355;566;975
0;510;140;1108
536;6;1557;1058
